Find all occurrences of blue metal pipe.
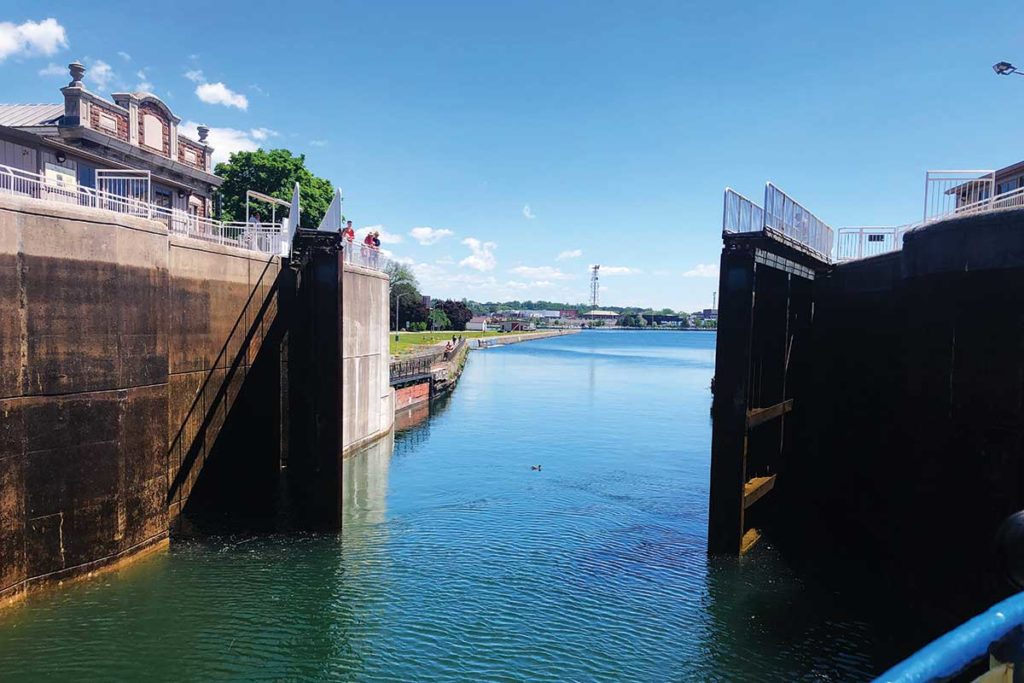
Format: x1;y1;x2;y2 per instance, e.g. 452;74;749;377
876;592;1024;682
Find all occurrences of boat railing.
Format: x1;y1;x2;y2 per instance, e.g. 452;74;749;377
876;591;1024;682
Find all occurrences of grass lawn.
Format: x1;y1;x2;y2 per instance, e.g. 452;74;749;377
389;330;541;355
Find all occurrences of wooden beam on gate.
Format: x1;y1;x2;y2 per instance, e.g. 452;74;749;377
743;475;776;509
746;399;794;429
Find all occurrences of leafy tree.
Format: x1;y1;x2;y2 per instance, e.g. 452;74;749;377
214;149;333;228
435;300;473;331
429;308;451;331
385;262;429;330
617;314;648;327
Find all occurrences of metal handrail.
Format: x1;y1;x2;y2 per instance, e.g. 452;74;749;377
876;591;1024;682
0;161;285;256
763;182;834;260
722;185;834;262
835;225;913;262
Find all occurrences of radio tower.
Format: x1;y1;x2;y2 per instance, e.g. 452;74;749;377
590;265;600;308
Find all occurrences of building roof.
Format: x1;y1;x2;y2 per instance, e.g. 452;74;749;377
468;316;489;323
585;309;619;317
0;104;63;128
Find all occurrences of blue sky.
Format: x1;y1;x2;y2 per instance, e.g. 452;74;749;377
5;2;1024;310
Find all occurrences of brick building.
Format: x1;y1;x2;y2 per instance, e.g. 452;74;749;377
0;61;220;219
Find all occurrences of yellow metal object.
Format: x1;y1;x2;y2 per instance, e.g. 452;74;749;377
740;528;761;555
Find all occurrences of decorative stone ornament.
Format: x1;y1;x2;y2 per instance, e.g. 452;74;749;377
68;62;85;87
197;125;209;143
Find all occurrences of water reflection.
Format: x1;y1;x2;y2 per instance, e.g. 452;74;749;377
342;431;393;527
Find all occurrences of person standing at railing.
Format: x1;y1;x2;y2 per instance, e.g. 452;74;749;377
340;221;355;262
247;212;262;250
372;230;382;267
362;230;376;266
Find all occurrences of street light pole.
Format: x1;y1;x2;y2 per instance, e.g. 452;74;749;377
394;292;405;341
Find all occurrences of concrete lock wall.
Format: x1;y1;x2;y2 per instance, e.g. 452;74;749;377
165;235;282;522
0;193;283;602
0;194;170;601
342;262;393;455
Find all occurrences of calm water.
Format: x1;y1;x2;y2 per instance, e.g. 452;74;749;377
0;331;885;681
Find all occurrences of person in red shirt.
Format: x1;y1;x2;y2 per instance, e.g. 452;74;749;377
339;220;355;261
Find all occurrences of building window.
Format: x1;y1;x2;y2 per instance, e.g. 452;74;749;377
143;114;164;151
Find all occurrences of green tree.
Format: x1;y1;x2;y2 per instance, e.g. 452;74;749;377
428;308;451;331
214;149;334;228
435;300;473;331
386;262;428;330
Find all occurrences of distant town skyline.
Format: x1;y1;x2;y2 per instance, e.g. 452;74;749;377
3;3;1024;310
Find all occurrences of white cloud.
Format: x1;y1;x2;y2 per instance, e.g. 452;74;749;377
409;227;454;246
682;263;719;278
184;68;205;83
309;139;328;147
196;81;248;110
507;280;554;290
135;69;153;92
249;127;276;141
0;18;67;62
556;249;583;261
408;261;574;301
117;51;131;61
510;265;573;280
88;59;115;90
460;238;497;271
412;261;449;281
356;225;402;244
37;62;65;77
600;266;641;276
180;121;276;165
379;248;414;264
522;204;536;220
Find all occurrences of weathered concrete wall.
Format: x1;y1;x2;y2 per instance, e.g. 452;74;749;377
165;236;282;522
0;194;282;602
342;262;393;455
0;195;169;601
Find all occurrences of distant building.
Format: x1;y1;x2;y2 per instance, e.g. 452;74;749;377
499;320;534;332
994;160;1024;196
583;309;619;321
466;315;489;332
0;62;220;220
702;308;718;321
560;309;579;319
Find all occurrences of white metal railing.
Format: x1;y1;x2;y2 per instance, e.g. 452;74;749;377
339;237;388;271
723;188;765;234
835;226;911;262
0;162;284;256
763;182;834;260
923;170;996;223
722;186;834;261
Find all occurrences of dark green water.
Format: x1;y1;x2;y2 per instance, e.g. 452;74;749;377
0;331;886;680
